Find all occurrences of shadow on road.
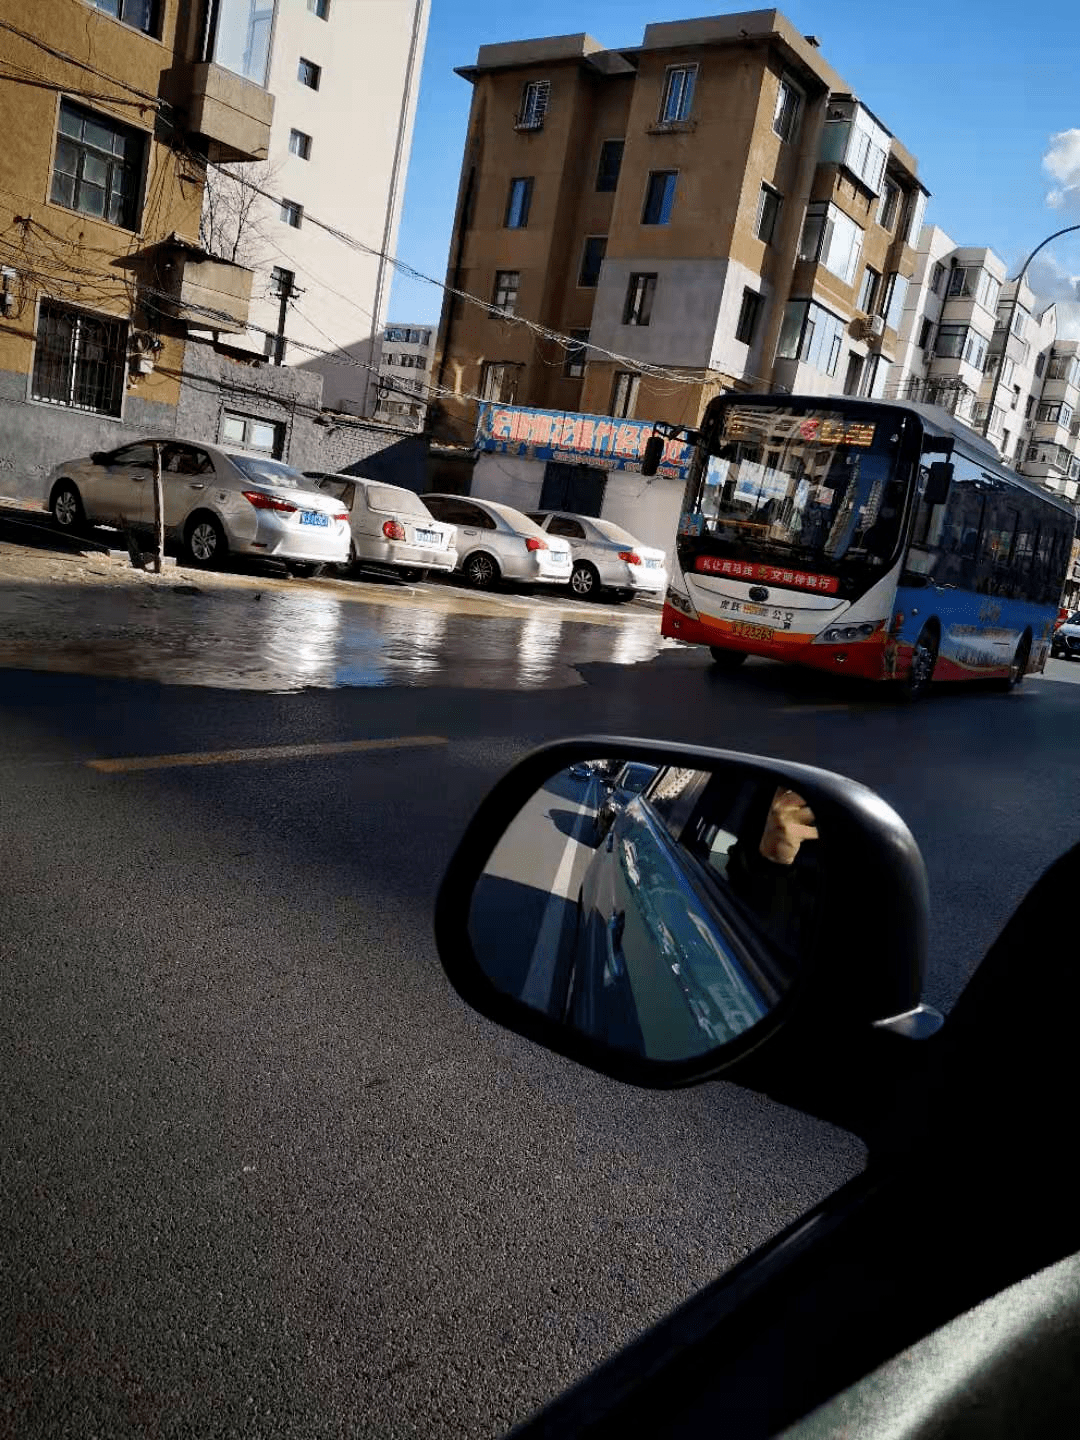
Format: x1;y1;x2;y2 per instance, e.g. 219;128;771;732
468;871;579;1013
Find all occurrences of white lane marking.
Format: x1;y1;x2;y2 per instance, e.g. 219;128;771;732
519;785;595;1012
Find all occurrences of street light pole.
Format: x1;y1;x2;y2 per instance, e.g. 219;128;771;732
982;223;1080;441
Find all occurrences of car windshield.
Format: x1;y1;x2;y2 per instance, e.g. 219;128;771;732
619;763;657;794
692;404;910;573
591;518;637;546
229;456;318;490
368;486;431;516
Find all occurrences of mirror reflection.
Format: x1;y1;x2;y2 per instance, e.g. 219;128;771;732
469;758;826;1062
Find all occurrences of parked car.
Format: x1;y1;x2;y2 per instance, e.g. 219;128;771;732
48;441;350;573
527;511;668;601
420;494;572;589
1051;612;1080;658
308;473;457;580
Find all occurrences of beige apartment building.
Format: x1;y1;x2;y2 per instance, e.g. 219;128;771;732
430;9;928;446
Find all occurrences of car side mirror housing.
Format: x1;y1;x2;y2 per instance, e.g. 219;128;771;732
641;435;664;477
434;740;941;1104
924;462;954;506
90;450;111;466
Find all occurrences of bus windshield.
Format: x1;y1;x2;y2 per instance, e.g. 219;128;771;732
688;404;913;576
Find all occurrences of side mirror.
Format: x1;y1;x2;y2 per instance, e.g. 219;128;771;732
434;740;940;1097
90;451;111;466
924;461;954;506
641;434;664;477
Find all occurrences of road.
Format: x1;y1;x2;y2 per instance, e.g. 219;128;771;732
4;622;1080;1438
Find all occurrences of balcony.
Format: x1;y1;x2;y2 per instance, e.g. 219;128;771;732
158;238;253;332
186;62;274;163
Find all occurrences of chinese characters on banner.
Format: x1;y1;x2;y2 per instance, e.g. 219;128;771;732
694;555;840;594
475;403;694;480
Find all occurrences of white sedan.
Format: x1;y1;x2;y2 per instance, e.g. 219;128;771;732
47;440;350;573
527;511;668;601
421;494;572;589
311;474;457;579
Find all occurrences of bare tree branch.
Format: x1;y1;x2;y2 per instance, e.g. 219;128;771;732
199;160;282;269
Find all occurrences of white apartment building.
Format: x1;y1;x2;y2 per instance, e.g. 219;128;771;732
373;322;435;429
200;0;430;416
892;226;1080;498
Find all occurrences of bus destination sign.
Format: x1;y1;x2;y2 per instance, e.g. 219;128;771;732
723;409;877;449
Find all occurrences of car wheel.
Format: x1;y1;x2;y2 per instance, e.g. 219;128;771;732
184;514;227;569
997;633;1032;691
709;647;748;670
900;624;938;701
287;562;324;579
570;561;600;599
50;481;85;535
463;552;499;589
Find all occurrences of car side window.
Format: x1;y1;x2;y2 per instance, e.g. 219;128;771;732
164;445;213;477
110;443;156;468
527;513;549;528
548;516;586;539
319;479;355;508
643;767;710;840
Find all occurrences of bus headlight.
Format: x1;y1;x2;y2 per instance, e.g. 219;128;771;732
817;622;882;643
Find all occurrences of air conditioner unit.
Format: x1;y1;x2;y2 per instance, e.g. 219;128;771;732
866;314;886;339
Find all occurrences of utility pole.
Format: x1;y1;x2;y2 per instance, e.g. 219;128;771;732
982;223;1080;442
151;442;164;574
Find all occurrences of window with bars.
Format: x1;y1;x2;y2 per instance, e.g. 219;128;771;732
50;100;145;230
31;301;127;416
564;329;589;377
610;371;640;418
492;270;519;314
88;0;157;34
623;273;657;326
516;80;550;130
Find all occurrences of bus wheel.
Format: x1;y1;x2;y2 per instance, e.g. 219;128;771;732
709;647;748;670
998;633;1032;691
901;626;938;700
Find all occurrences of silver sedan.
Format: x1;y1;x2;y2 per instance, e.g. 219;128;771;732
421;494;572;589
528;511;668;601
47;440;350;572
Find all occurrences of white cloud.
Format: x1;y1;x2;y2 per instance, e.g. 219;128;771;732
1028;252;1080;342
1043;129;1080;210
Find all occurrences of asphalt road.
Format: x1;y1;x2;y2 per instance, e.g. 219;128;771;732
4;645;1080;1438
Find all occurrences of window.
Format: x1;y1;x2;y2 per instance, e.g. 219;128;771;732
297;57;321;89
843;352;865;397
878;178;901;230
882;272;908;332
773;75;802;142
163;444;213;477
935;325;988;369
735;288;763;345
660;65;697;123
51;100;145;230
596;139;624;192
775;299;845;377
1026;395;1036;419
798;203;863;285
288;129;312;159
756;184;782;244
492;270;519;314
578;235;606;287
642;171;677;225
208;1;274;86
1037;402;1071;426
308;0;329;16
564;329;589;377
31;300;126;416
89;0;157;34
220;412;284;456
1048;355;1079;384
611;371;639;419
480;363;520;403
918;317;935;351
269;266;294;297
858;266;881;313
623;273;657;326
504;177;533;229
517;79;550;130
1012;308;1027;338
280;199;302;227
1035;351;1047;378
930;261;946;295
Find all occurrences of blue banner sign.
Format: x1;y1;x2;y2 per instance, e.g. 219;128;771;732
475;403;694;481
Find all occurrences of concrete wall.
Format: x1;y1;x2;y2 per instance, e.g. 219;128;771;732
470;454;545;512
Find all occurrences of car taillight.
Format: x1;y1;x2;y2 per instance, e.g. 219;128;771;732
383;520;406;540
525;536;548;552
242;490;296;514
333;512;348;522
618;550;642;565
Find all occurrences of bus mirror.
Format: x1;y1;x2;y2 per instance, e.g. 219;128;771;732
683;429;701;447
925;462;954;506
642;435;664;477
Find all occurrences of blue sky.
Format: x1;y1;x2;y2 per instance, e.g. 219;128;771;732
388;0;1080;329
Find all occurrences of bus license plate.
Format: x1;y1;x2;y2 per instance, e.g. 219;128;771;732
732;621;774;640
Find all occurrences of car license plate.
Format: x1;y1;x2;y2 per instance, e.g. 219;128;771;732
732;621;774;640
300;510;329;527
645;558;662;568
415;529;440;545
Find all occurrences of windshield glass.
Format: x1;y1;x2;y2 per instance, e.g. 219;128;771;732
619;763;657;794
690;405;910;575
368;486;431;516
591;518;637;546
229;456;317;490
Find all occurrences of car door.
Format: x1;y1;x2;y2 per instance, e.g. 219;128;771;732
92;441;157;526
161;444;216;533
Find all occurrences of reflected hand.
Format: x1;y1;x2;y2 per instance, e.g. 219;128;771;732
759;788;819;866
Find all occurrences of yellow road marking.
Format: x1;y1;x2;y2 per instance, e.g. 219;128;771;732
87;735;447;774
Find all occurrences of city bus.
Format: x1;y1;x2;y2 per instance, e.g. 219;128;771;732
653;394;1076;696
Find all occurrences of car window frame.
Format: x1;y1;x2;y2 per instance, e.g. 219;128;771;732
108;442;156;469
548;515;587;540
162;443;214;478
